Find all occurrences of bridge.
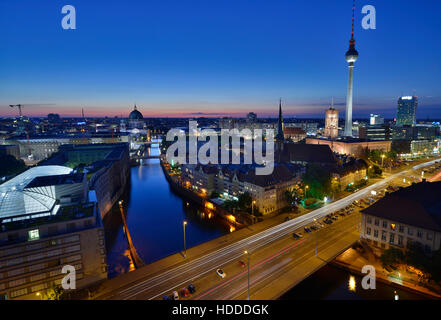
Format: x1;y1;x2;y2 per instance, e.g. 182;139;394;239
94;158;439;300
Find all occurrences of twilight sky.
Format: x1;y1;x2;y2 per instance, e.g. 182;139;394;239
0;0;440;119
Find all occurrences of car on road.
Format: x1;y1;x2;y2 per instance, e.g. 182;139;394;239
172;291;179;300
216;268;226;278
310;225;318;231
188;283;196;294
304;227;312;233
162;295;170;300
324;218;333;225
292;232;302;239
180;288;190;298
238;260;246;268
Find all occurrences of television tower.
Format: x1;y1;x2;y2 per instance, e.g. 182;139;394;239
344;0;359;137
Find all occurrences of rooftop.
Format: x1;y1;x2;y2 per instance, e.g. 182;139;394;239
0;166;73;221
362;181;441;232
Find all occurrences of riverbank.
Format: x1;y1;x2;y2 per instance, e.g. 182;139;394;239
331;246;441;300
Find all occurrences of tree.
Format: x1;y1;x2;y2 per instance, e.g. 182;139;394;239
405;241;429;271
368;164;382;178
302;164;332;200
238;192;252;212
44;284;64;300
380;248;404;267
0;154;27;177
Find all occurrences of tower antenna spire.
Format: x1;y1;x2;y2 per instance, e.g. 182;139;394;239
351;0;355;41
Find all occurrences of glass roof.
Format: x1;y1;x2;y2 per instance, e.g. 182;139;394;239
0;166;73;220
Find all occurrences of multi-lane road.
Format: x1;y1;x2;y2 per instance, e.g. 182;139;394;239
102;158;440;300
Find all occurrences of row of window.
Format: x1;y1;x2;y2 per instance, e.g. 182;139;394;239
366;227;432;252
7;272;84;299
0;244;81;269
366;216;433;241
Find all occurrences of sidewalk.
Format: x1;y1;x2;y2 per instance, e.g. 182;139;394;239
332;247;441;299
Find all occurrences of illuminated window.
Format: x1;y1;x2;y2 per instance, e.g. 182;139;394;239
28;229;40;241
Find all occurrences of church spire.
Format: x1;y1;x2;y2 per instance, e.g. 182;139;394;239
276;98;284;142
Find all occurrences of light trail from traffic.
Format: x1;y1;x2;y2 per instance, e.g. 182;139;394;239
105;158;440;300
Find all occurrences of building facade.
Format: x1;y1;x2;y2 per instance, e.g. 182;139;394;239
324;107;339;139
396;96;418;126
0;166;107;300
361;181;441;254
306;137;391;157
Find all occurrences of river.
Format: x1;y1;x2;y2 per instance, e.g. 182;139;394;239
103;139;230;278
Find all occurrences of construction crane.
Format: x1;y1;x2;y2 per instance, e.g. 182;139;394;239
9;104;23;117
8;103;56;117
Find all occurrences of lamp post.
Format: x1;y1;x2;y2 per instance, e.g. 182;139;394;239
183;221;188;258
304;185;309;200
314;218;318;257
244;250;250;300
252;200;256;215
381;154;385;168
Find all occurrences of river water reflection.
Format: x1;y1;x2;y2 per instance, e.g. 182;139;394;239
103;140;229;278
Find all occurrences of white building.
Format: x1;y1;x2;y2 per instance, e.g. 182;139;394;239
361;181;441;254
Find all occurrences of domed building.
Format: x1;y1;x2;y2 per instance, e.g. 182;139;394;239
128;104;145;130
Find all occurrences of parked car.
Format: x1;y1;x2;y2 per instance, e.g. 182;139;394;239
162;295;170;300
238;260;246;268
292;232;302;239
180;288;190;298
324;218;333;225
172;291;179;300
304;227;312;233
188;284;196;294
216;269;226;278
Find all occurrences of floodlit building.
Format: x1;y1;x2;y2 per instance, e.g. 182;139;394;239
306;137;391;157
370;114;384;125
324;107;339;139
361;181;441;254
0;166;107;300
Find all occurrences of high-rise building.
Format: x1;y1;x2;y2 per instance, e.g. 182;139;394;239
344;0;359;137
324;104;339;139
396;96;418;126
370;114;384;125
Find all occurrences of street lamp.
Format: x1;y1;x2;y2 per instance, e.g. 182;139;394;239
381;154;386;167
314;218;318;257
183;221;188;258
244;250;250;300
304;185;309;199
252;200;256;215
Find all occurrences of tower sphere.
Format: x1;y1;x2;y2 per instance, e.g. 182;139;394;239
345;46;359;63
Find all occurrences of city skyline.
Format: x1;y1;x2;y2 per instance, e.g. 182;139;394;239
1;0;440;119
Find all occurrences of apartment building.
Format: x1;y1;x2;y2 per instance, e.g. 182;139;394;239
182;163;302;215
361;181;441;254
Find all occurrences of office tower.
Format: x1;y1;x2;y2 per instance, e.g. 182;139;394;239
397;96;418;126
370;114;384;125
